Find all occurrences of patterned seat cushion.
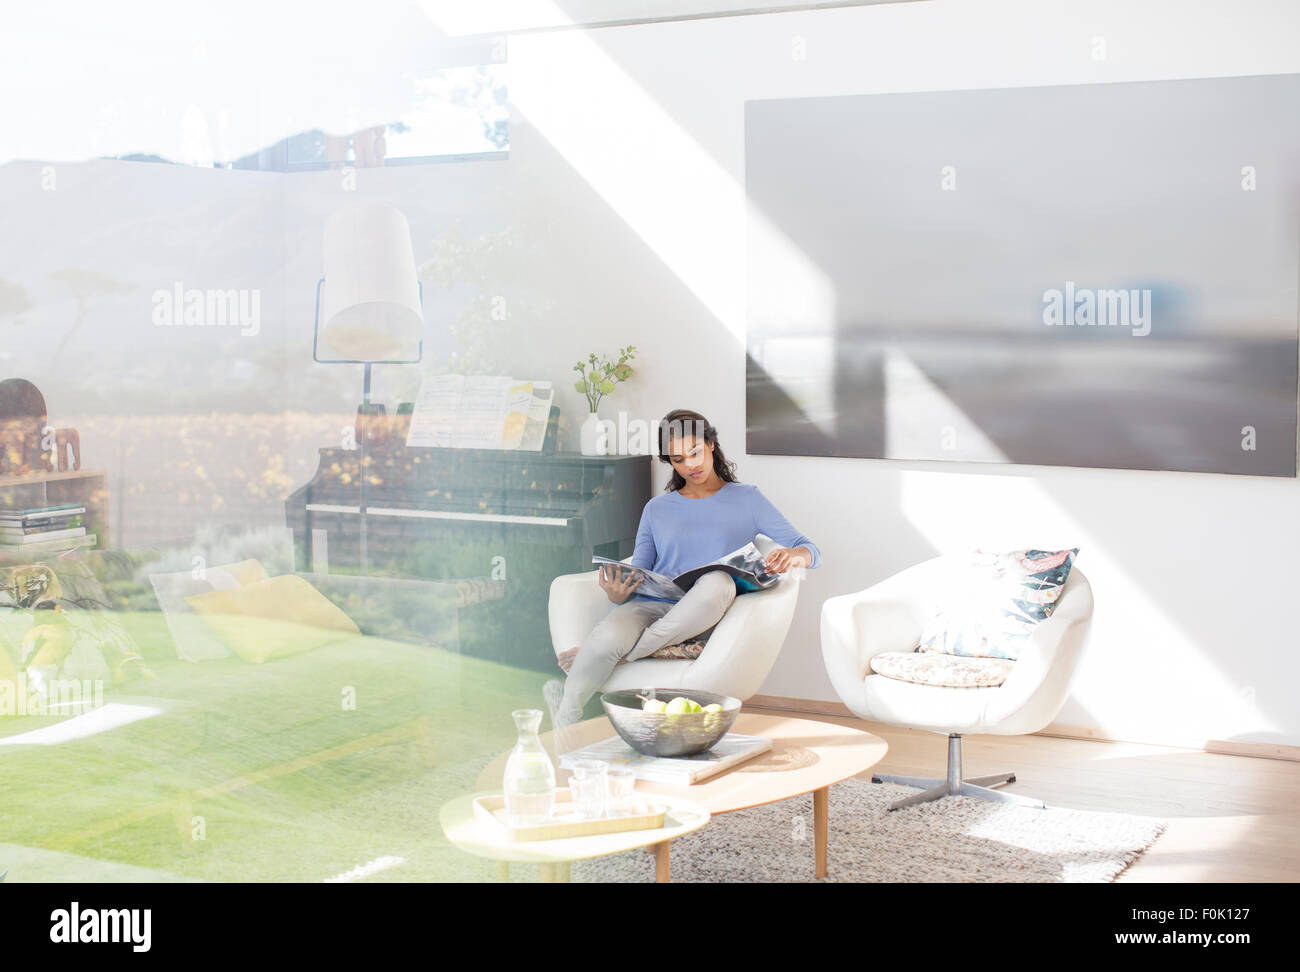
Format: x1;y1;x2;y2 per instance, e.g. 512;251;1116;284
869;650;1014;688
556;639;706;674
632;639;706;662
918;548;1078;661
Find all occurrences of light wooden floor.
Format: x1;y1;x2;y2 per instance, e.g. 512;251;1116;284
749;705;1300;882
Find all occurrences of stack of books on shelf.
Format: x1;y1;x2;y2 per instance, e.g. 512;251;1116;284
0;504;95;554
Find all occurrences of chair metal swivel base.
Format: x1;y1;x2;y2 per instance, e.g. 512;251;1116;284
871;733;1046;812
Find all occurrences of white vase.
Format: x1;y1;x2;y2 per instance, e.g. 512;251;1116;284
580;411;608;456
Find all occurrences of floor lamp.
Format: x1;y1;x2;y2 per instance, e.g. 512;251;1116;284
314;201;424;575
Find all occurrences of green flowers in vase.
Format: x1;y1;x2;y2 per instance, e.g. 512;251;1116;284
573;346;637;413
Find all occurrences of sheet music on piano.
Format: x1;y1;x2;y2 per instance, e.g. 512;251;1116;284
406;375;554;450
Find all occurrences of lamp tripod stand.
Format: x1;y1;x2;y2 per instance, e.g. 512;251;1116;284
313;277;423;576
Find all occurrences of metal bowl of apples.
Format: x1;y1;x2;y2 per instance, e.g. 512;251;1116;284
600;688;741;758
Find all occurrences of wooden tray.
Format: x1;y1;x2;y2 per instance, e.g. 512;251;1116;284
473;789;667;842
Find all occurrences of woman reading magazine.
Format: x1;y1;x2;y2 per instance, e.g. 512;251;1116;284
544;408;821;728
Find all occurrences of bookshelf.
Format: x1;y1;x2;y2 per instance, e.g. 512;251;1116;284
0;469;110;557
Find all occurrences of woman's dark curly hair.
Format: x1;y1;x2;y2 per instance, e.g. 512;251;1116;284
657;409;739;492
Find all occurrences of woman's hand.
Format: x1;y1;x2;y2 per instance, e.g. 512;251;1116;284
599;564;644;604
764;546;812;574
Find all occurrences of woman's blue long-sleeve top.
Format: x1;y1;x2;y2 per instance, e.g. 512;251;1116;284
626;482;821;601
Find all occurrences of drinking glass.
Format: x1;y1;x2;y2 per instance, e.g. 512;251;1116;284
568;759;608;819
604;766;637;817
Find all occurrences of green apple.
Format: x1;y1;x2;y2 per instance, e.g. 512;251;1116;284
665;696;695;714
703;703;723;714
642;698;668;713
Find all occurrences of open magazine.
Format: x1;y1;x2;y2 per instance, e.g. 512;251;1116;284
592;541;781;601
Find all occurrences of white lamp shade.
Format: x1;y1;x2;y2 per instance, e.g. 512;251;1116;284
319;202;423;361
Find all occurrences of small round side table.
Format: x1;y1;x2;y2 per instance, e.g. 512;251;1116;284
439;791;710;883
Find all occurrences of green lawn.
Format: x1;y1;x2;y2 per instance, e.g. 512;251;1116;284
0;611;552;882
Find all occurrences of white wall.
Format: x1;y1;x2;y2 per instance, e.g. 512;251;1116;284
491;0;1300;747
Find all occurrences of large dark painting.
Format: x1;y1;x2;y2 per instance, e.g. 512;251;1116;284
745;74;1300;476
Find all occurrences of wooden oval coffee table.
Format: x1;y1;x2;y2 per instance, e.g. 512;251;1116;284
477;712;888;881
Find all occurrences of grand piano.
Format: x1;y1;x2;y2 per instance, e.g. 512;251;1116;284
285;445;650;671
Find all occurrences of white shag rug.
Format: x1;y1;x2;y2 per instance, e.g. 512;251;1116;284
568;778;1166;883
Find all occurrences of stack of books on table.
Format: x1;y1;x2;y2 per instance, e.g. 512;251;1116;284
0;504;94;554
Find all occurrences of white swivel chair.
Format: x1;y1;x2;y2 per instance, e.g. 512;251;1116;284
548;535;802;703
820;555;1093;811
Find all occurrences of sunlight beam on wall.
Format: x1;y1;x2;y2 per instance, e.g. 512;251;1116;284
435;1;835;354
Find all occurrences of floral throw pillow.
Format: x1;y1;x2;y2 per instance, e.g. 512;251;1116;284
918;548;1078;661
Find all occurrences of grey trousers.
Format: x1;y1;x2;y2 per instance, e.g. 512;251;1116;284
557;571;737;726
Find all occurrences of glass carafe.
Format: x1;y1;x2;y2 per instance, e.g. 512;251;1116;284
503;709;556;826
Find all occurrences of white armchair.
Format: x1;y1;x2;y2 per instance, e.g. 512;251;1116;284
548;535;802;705
820;555;1093;810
